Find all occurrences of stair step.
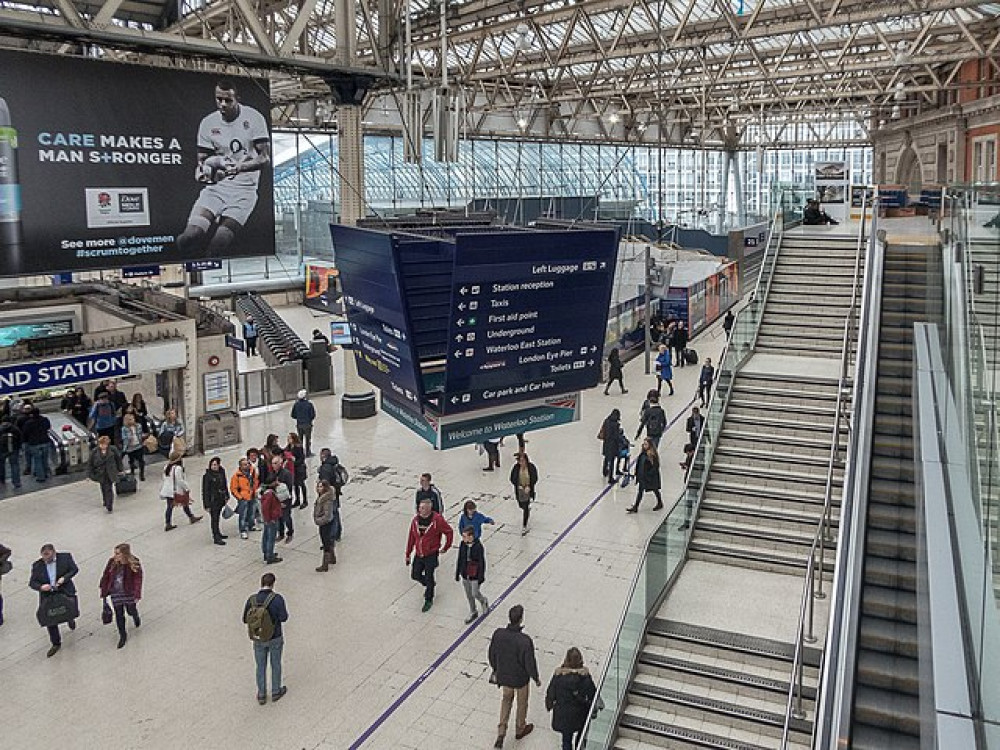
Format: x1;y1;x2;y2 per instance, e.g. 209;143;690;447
694;521;822;557
700;499;836;530
857;647;920;695
721;428;846;453
704;479;829;507
710;461;842;487
647;619;822;667
688;539;833;576
863;555;917;592
849;723;921;750
714;445;845;471
861;584;917;624
618;707;775;750
852;683;921;736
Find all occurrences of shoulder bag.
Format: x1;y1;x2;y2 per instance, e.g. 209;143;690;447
172;467;191;507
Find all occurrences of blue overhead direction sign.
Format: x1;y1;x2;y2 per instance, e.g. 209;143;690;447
0;349;130;395
441;229;618;414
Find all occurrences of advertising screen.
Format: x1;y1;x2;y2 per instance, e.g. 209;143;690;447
0;50;275;276
305;263;343;313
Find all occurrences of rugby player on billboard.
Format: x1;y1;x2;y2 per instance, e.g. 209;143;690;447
177;79;270;256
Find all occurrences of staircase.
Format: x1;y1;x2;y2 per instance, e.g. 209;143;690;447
690;372;846;576
756;236;861;358
604;231;863;750
848;246;934;749
616;621;818;750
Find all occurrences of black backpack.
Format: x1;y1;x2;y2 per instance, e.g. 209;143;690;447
0;428;13;455
645;407;667;436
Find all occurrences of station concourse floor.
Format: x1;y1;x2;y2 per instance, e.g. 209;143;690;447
0;307;728;750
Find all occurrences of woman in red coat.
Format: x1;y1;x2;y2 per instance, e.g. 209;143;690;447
99;543;143;649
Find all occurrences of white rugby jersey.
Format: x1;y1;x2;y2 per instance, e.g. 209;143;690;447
197;105;269;189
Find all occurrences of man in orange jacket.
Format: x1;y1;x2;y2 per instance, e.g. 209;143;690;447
260;488;283;565
230;457;260;540
406;498;454;612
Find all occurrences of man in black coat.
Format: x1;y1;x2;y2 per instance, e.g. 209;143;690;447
28;544;79;657
671;321;689;367
488;604;541;748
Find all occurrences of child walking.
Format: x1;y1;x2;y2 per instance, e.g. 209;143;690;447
456;526;489;624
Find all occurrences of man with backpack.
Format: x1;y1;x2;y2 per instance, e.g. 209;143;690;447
88;392;118;441
635;393;667;449
0;416;23;490
242;572;288;705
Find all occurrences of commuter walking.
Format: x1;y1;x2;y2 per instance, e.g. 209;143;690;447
0;416;22;489
627;439;663;513
259;487;283;565
21;406;51;483
545;647;598;750
160;453;203;532
598;409;623;483
130;393;150;433
686;407;705;447
61;387;91;426
243;315;259;357
243;572;288;705
405;498;454;612
157;409;185;454
509;452;538;536
286;433;308;509
29;544;79;658
88;391;118;441
98;543;143;649
671;321;689;366
482;436;502;471
604;348;627;395
0;542;11;626
88;436;124;512
290;390;316;456
722;309;735;339
414;472;444;514
488;604;541;748
313;479;339;571
231;457;260;540
698;358;716;408
458;499;495;540
202;457;230;546
655;344;674;396
456;526;489;624
635;392;667;449
121;413;145;481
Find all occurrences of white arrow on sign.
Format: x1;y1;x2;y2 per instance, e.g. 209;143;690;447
453;350;463;358
459;287;468;295
457;319;465;327
458;302;467;311
455;334;464;342
450;396;459;404
587;360;594;366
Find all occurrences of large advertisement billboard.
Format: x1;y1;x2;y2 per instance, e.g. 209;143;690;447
0;50;275;276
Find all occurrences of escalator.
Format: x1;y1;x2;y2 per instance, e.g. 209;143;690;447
848;245;935;749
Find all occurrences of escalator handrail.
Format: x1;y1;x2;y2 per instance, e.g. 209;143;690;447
811;203;886;748
749;207;785;353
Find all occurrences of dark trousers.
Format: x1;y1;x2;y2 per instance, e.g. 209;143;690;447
126;448;145;479
0;592;4;625
209;506;223;540
561;730;579;750
100;479;114;510
318;521;335;551
634;487;662;509
278;505;294;537
164;498;196;524
0;450;21;487
296;425;312;455
113;602;139;638
604;375;625;393
293;480;307;505
602;455;616;480
411;553;439;602
484;442;500;469
517;499;531;527
673;346;685;366
47;624;62;646
698;382;712;406
96;425;115;441
245;336;257;356
656;375;674;395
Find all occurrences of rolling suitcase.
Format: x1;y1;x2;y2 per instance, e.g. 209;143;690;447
683;348;699;365
116;474;138;495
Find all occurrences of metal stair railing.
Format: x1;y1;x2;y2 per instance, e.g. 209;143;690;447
577;203;787;750
780;195;877;748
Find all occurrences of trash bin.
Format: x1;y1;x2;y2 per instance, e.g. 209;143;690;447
218;412;240;446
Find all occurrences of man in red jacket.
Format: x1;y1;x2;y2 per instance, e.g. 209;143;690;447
406;498;454;612
260;488;283;565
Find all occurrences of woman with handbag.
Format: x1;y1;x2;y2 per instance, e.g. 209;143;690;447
202;457;230;546
626;439;663;513
509;452;539;536
545;647;598;750
160;452;203;532
99;543;143;649
312;479;338;572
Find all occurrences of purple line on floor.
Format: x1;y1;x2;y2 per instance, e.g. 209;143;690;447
349;395;697;749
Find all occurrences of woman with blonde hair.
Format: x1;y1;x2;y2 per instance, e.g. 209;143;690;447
99;543;144;649
159;452;203;532
88;435;123;512
121;412;145;481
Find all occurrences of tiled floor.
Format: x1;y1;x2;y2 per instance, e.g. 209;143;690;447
0;305;728;750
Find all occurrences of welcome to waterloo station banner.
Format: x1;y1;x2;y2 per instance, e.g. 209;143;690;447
0;50;275;276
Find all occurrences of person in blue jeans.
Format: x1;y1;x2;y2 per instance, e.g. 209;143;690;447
0;417;23;489
243;572;288;705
